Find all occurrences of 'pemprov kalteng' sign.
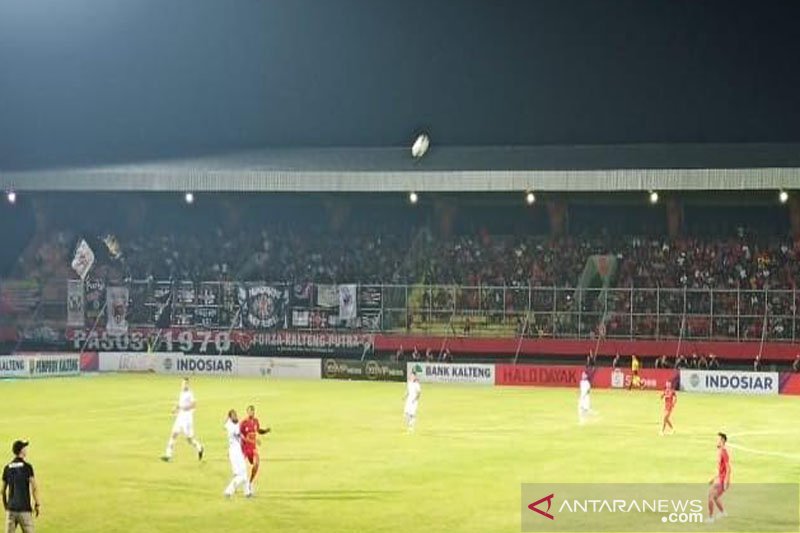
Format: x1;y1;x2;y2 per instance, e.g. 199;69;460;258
680;369;779;395
2;354;81;378
407;362;494;385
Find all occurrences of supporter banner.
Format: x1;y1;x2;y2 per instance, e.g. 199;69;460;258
292;310;310;328
593;368;679;390
292;283;312;303
680;369;779;395
0;356;28;378
235;331;373;356
407;362;494;385
71;329;231;353
69;328;369;357
84;279;106;324
106;287;130;334
322;359;406;381
25;354;81;378
779;373;800;395
67;280;85;327
238;357;322;380
316;285;338;308
17;326;61;345
0;280;40;314
338;284;357;320
238;284;287;329
359;286;382;308
496;364;584;387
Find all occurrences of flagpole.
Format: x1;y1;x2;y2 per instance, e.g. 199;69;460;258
79;299;107;357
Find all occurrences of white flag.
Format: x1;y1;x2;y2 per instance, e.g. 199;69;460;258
338;284;357;320
71;239;95;280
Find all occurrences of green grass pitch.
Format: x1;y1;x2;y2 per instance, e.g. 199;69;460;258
1;375;799;532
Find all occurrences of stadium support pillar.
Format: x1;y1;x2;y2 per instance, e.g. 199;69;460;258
666;198;683;239
789;196;800;239
546;200;567;237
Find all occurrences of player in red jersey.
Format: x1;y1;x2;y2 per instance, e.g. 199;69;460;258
707;432;731;523
239;405;271;491
660;381;677;435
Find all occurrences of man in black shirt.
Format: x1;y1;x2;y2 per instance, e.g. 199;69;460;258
2;440;40;533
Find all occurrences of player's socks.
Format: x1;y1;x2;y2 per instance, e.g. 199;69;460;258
161;438;175;462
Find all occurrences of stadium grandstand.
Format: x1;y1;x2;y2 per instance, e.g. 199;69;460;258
2;143;800;368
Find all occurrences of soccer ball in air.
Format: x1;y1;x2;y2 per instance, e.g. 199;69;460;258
411;133;430;159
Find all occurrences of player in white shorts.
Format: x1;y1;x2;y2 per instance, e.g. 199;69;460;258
578;371;592;424
224;409;252;498
404;371;422;432
162;378;204;462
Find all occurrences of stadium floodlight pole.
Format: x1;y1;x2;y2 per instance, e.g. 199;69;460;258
513;286;533;365
149;291;173;353
512;318;528;365
757;286;769;360
675;285;688;360
437;312;454;361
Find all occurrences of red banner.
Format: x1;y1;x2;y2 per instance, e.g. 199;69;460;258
374;335;800;361
779;373;800;395
591;368;679;390
495;365;584;387
495;364;679;389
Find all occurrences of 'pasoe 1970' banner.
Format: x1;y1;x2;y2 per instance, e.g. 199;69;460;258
66;328;371;357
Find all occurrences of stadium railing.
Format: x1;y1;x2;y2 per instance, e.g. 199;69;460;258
1;279;798;343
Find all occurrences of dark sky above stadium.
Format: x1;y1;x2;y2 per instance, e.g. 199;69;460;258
1;0;800;169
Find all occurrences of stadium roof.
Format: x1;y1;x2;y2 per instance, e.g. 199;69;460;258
2;143;800;193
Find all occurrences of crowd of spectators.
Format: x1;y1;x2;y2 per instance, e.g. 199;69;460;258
14;222;799;291
8;201;800;342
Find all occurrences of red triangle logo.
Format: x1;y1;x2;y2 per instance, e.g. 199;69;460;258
528;493;555;520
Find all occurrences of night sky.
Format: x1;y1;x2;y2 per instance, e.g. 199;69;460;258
1;0;799;169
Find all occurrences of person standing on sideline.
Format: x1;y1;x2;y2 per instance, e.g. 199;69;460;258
403;371;422;432
2;440;40;533
578;371;592;424
162;378;204;462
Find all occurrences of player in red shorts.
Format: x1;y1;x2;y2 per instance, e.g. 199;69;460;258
707;432;731;523
239;405;271;492
660;381;677;435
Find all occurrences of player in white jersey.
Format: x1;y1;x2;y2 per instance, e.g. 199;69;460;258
578;371;592;424
223;409;252;498
162;378;204;462
404;371;422;432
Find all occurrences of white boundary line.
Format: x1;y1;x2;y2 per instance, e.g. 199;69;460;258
727;443;800;461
